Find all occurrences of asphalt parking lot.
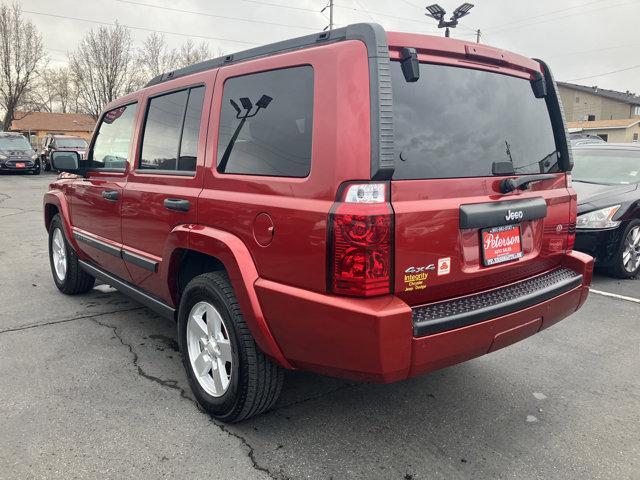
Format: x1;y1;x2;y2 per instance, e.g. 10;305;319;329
1;172;638;480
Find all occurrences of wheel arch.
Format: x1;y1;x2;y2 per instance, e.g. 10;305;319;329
43;191;80;251
167;226;292;370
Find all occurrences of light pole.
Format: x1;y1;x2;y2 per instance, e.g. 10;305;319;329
425;3;474;37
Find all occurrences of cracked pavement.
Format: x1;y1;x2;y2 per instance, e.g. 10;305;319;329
1;173;639;479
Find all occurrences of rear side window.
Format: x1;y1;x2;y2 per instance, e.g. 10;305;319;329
90;103;137;171
217;66;314;177
391;62;558;179
140;86;205;173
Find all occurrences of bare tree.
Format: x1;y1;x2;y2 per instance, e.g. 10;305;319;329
52;67;75;113
69;22;139;118
138;32;179;80
0;3;47;129
176;39;211;68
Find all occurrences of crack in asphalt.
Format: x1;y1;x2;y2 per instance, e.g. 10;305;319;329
0;306;144;334
89;317;282;480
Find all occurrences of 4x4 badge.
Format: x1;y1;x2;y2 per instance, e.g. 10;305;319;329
405;264;435;274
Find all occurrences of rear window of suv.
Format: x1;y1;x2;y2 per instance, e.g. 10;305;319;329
391;62;558;180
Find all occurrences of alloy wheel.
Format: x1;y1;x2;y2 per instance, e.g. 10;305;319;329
186;301;233;397
622;226;640;274
52;228;67;281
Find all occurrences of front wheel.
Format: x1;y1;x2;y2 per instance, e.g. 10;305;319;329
48;214;95;294
609;219;640;278
178;272;284;422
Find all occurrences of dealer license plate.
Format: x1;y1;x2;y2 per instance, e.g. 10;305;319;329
15;162;25;168
481;224;523;266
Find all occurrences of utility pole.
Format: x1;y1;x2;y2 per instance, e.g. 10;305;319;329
322;0;334;31
476;28;481;43
329;0;334;30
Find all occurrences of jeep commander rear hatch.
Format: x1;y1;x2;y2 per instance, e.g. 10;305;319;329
386;33;575;314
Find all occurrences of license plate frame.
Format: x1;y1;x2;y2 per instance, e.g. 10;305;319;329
481;224;523;266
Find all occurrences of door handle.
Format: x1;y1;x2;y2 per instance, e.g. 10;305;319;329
164;198;190;212
102;190;119;201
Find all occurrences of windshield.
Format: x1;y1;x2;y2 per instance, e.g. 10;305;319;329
56;138;88;148
0;136;33;151
572;148;640;185
391;62;559;179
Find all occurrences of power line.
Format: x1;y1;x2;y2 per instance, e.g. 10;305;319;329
22;9;261;46
489;0;636;35
115;0;322;31
547;42;640;60
566;64;640;82
333;3;439;29
238;0;321;13
485;0;605;30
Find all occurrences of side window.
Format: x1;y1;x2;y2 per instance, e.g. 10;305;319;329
217;66;314;177
90;103;137;171
139;86;205;173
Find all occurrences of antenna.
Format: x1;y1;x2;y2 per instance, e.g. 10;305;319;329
425;3;474;37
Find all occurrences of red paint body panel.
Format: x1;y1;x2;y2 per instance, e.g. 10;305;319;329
257;251;592;382
199;40;371;293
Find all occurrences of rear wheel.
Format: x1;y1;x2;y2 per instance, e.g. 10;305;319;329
178;272;284;422
48;214;95;294
609;219;640;279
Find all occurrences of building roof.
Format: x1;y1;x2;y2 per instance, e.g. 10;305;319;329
9;111;95;133
558;82;640;106
567;118;640;131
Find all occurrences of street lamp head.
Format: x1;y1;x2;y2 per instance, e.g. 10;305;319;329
425;4;446;21
239;97;253;111
256;94;273;109
229;99;241;115
452;3;474;20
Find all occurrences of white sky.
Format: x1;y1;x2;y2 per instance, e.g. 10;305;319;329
20;0;640;94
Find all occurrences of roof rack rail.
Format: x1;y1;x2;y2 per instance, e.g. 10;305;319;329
145;22;395;181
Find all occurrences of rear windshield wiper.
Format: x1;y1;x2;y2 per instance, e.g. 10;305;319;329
500;174;557;193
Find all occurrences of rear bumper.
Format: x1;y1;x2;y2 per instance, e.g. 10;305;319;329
256;251;594;383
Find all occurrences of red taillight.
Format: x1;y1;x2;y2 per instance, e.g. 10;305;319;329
329;183;393;297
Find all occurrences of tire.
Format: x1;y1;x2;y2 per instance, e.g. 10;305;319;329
33;168;40;175
178;271;284;423
608;219;640;279
48;214;95;294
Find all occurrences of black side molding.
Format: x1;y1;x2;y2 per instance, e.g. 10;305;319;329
460;197;547;229
79;260;174;320
74;230;159;273
74;231;121;258
412;268;583;337
122;250;158;273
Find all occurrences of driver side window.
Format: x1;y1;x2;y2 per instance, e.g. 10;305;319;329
90;103;138;171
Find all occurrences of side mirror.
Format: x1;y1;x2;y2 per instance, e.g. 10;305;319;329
51;150;82;173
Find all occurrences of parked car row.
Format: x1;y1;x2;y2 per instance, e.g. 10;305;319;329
0;132;88;174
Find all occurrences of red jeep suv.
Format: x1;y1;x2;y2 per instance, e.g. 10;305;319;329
44;23;593;422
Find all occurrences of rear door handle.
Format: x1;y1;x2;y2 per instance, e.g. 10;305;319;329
164;198;190;212
102;190;119;201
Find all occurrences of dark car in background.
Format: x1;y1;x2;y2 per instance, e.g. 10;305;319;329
0;132;40;174
573;143;640;278
40;134;88;171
